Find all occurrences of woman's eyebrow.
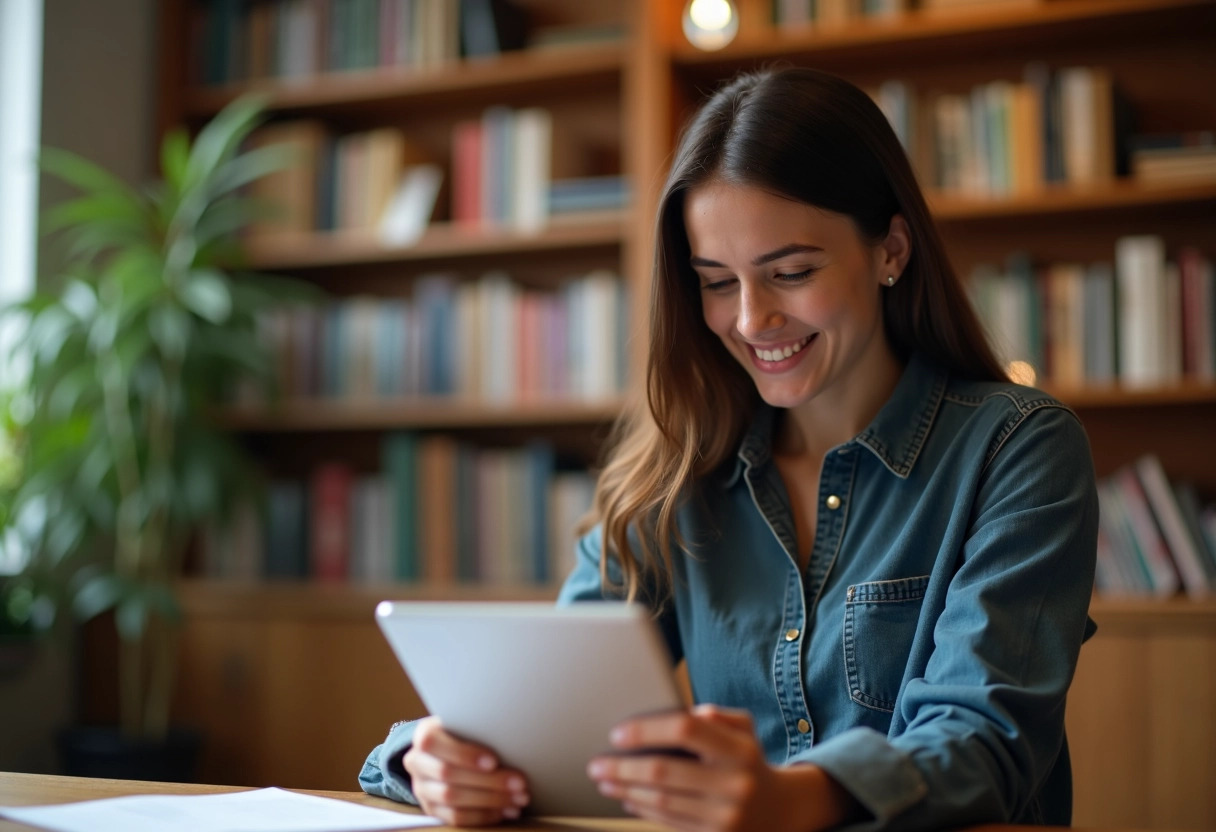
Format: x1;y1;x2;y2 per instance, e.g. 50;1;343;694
690;243;824;269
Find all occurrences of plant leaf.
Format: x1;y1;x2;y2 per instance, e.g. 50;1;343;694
183;95;268;193
180;269;232;323
39;148;134;201
72;572;123;622
160;128;191;192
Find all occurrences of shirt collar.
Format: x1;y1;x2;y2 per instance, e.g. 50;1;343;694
724;352;947;486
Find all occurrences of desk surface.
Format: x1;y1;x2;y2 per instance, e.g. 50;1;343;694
0;771;1092;832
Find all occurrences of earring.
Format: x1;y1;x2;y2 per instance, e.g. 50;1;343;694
886;275;896;286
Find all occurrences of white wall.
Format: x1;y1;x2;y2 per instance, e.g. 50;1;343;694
0;0;158;774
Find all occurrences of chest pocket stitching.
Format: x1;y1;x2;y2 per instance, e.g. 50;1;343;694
843;575;930;713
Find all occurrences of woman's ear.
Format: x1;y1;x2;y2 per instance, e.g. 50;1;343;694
877;214;912;285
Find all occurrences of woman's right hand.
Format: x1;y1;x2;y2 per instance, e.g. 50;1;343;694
402;716;531;826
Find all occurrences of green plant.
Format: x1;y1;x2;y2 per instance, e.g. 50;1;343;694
0;96;312;741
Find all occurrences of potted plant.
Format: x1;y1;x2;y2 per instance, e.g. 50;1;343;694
0;96;311;779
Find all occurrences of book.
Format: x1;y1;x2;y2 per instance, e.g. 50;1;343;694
1134;455;1213;598
459;0;529;58
1115;235;1169;388
265;480;308;579
247;120;329;241
310;463;353;582
382;432;421;581
1114;467;1181;596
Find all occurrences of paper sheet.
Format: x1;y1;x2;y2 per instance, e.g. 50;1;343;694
0;786;440;832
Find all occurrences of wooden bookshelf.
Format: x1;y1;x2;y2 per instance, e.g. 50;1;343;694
928;179;1216;221
183;43;626;118
671;0;1215;67
1051;381;1216;409
244;214;628;270
215;397;623;432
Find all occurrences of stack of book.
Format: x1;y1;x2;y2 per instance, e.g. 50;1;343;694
968;237;1215;389
250;270;628;403
867;64;1131;199
1129;132;1216;185
199;434;597;587
1096;455;1216;599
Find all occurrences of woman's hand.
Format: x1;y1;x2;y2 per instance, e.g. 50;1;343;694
587;704;858;832
402;716;530;826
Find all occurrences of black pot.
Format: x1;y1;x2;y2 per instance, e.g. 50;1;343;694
58;725;202;783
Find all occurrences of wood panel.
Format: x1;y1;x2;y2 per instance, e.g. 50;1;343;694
1068;601;1216;830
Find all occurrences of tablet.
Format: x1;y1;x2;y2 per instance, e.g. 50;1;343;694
374;600;683;817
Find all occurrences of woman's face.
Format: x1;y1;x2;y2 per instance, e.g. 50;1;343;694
685;181;903;412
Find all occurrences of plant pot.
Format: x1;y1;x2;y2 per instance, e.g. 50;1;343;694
57;725;202;783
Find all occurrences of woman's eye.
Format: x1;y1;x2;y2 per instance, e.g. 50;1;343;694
775;268;815;282
701;278;735;292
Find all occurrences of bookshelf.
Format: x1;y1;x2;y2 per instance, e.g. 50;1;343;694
141;0;1216;826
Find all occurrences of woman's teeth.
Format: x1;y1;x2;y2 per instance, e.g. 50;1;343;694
754;335;812;362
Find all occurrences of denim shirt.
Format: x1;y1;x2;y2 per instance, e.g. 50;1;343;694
359;353;1099;831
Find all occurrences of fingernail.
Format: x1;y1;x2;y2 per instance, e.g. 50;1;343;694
507;775;525;792
512;792;530;806
599;781;621;797
478;754;496;771
610;726;627;745
588;760;606;777
503;807;520;819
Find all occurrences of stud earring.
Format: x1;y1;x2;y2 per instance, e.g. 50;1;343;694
886;275;896;286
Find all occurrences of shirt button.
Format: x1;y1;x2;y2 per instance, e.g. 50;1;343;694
797;719;810;734
825;494;841;510
784;628;800;642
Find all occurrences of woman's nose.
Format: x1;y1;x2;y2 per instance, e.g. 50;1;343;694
737;283;783;339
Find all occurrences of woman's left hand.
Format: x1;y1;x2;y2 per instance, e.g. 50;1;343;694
587;704;847;832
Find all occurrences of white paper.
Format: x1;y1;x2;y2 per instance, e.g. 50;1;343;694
0;787;440;832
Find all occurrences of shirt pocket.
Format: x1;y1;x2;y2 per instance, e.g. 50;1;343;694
843;575;930;713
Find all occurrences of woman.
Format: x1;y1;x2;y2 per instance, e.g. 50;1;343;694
360;67;1098;831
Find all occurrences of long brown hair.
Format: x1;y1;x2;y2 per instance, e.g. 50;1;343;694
588;67;1007;601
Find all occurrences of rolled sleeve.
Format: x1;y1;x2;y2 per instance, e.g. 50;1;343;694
789;727;928;829
358;719;421;804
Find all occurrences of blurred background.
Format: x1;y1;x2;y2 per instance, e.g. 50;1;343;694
0;0;1214;829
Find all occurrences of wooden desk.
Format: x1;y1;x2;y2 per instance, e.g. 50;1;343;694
0;772;661;832
0;771;1133;832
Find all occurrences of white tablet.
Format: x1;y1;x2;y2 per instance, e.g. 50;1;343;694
374;601;683;817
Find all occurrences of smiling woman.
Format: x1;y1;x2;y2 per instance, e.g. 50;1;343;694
360;68;1099;832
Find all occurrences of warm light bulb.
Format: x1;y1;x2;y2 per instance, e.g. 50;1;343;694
1007;360;1037;387
683;0;738;51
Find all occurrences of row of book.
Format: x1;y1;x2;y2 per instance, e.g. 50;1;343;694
248;111;626;241
247;270;629;402
199;434;597;586
193;0;532;86
872;65;1131;199
969;238;1214;389
1096;455;1216;599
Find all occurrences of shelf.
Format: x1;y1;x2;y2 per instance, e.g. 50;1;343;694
1048;382;1216;409
243;214;629;270
672;0;1214;68
928;180;1216;221
178;579;560;621
1088;596;1216;630
184;44;626;118
214;397;624;432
